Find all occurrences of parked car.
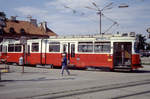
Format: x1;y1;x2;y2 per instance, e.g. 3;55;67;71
140;51;150;57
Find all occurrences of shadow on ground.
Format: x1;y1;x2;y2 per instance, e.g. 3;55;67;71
0;76;76;83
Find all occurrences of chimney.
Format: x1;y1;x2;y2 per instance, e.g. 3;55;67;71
41;21;47;31
10;16;17;21
129;32;135;37
30;19;37;27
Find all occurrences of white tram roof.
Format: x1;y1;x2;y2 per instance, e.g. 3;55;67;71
48;33;136;41
26;33;136;42
0;33;136;45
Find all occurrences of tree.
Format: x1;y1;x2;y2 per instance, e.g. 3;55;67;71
0;12;6;34
0;12;6;17
136;34;147;50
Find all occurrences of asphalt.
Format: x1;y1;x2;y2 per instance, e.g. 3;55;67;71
0;64;150;99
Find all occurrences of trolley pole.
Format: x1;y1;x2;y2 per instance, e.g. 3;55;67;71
20;36;27;73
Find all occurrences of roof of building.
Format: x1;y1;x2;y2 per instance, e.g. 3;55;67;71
3;19;57;37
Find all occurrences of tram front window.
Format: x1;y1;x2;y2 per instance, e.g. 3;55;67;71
8;44;14;52
134;42;140;53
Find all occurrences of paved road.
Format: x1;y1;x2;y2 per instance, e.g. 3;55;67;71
0;65;150;99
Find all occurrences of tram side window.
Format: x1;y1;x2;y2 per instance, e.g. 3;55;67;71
8;44;14;52
0;45;2;52
134;42;139;53
78;42;93;52
15;44;22;52
32;43;39;52
49;42;60;52
94;42;111;53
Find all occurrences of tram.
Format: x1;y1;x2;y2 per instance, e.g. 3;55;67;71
0;33;143;70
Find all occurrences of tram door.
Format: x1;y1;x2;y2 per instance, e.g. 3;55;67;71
25;40;44;65
113;42;132;68
62;42;76;66
41;40;47;65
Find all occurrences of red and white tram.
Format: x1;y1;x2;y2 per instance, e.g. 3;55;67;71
0;33;143;70
0;40;23;63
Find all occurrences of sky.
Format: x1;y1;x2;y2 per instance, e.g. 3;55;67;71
0;0;150;36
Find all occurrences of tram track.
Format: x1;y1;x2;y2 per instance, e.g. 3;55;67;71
22;79;150;99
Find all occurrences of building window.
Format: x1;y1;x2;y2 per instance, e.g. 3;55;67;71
94;42;111;53
20;28;26;35
9;27;16;34
32;43;39;52
78;42;93;52
49;42;60;52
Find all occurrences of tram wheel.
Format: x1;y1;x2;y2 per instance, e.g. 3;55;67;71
110;68;114;72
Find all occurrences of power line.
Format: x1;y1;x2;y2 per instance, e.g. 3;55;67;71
85;1;113;34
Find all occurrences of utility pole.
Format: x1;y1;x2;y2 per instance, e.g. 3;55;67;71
20;36;27;73
98;11;102;34
86;2;129;34
86;2;113;34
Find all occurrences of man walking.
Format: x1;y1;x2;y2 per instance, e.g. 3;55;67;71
61;53;70;76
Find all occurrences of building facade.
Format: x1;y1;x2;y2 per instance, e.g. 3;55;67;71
0;17;57;42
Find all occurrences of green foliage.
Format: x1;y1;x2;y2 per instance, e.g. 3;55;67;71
0;11;6;34
146;43;150;50
136;34;147;50
0;12;6;17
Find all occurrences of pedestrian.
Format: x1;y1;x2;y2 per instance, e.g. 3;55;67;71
61;53;70;76
19;56;23;65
